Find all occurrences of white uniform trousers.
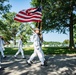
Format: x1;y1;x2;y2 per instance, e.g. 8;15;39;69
0;59;1;68
15;47;24;58
0;47;5;57
28;48;45;65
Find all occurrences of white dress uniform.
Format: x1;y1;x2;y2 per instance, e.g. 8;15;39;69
28;32;45;65
0;38;5;57
15;39;25;58
2;40;5;51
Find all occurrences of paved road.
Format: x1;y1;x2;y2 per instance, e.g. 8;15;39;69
0;54;76;75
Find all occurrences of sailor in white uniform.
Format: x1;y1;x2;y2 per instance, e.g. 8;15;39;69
0;36;6;58
27;28;47;66
0;36;6;70
14;36;25;59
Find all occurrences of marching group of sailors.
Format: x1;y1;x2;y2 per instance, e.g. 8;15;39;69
0;28;47;70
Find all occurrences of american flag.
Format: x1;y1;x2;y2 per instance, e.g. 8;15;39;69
14;7;42;22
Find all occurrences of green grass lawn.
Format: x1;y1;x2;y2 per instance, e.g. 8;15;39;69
4;47;76;55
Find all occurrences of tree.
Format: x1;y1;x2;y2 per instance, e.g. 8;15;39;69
31;0;76;49
0;0;11;31
1;12;20;43
74;24;76;45
63;39;69;44
0;0;11;15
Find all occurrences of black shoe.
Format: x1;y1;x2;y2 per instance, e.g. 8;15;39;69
41;64;47;66
0;68;4;71
14;56;17;59
26;61;31;66
44;60;47;65
22;57;26;59
30;61;33;64
41;61;47;66
3;56;6;59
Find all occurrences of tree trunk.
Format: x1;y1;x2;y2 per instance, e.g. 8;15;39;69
69;24;74;49
69;0;74;50
69;12;74;49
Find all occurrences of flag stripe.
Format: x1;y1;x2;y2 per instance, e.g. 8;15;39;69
15;16;42;21
16;13;41;18
19;10;42;16
16;14;41;19
26;8;37;13
14;17;42;22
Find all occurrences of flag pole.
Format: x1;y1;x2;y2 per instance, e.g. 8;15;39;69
40;0;42;31
40;21;42;31
37;21;39;28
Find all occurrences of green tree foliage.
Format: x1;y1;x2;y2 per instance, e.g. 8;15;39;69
74;24;76;44
63;39;69;45
0;0;11;31
43;41;61;47
31;0;76;49
0;0;11;15
1;12;20;42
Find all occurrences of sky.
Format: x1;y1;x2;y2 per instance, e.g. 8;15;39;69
8;0;69;42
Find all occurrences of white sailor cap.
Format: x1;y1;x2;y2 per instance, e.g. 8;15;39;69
34;28;40;31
